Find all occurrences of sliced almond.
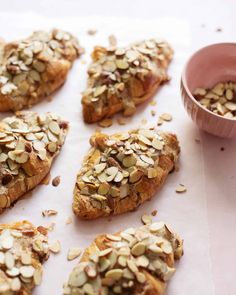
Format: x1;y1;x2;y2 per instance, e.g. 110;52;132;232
175;184;187;193
49;240;61;254
67;247;81;261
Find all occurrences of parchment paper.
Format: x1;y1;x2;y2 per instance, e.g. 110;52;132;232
0;13;221;295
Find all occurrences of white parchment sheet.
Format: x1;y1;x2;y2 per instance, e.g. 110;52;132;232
0;14;217;295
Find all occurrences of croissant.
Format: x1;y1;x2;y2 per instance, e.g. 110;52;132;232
0;111;68;213
63;221;183;294
0;220;50;294
73;127;180;219
0;29;83;111
82;39;173;123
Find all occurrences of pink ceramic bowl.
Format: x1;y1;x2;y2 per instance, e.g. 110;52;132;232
181;43;236;138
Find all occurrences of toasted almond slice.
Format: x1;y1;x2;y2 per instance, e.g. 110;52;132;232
49;240;61;253
175;184;187;193
141;214;152;225
67;247;82;261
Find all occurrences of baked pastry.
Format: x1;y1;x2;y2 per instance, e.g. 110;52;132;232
73;127;179;219
0;111;69;213
0;29;82;111
63;221;183;294
0;220;50;294
82;39;173;123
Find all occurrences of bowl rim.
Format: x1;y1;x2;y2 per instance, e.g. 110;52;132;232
181;42;236;122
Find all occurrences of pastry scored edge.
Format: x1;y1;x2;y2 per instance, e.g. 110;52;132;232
82;39;173;123
0;29;83;111
73;128;180;219
0;111;69;213
63;221;183;294
0;220;50;294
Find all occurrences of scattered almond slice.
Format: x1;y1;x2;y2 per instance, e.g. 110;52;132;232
67;247;82;261
141;214;153;225
175;184;187;193
49;240;61;254
46;222;56;232
160;113;173;122
87;29;97;36
151;210;158;216
42;210;58;217
52;176;61;187
151;110;156;116
157;117;164;126
98;118;113;128
117;117;127;125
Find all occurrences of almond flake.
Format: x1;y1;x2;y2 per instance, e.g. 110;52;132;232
141;214;152;225
87;29;97;36
175;184;187;193
42;209;58;217
52;176;61;187
160;113;172;121
98;118;113;128
67;247;81;261
49;240;61;253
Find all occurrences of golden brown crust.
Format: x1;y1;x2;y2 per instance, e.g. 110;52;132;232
73;128;180;219
0;29;83;112
0;111;69;213
63;222;183;295
82;39;173;123
0;220;50;294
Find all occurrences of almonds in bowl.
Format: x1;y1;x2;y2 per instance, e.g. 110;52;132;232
193;81;236;119
181;43;236;139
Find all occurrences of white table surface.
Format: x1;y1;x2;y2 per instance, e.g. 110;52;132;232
0;1;235;295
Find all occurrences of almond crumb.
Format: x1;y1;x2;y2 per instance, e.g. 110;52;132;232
175;184;187;193
98;118;113;128
42;210;58;217
49;240;61;254
151;210;157;216
160;113;172;122
67;247;81;261
117;117;127;125
87;29;97;36
52;176;61;187
151;110;156;116
157;117;163;126
46;222;56;232
141;214;152;225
